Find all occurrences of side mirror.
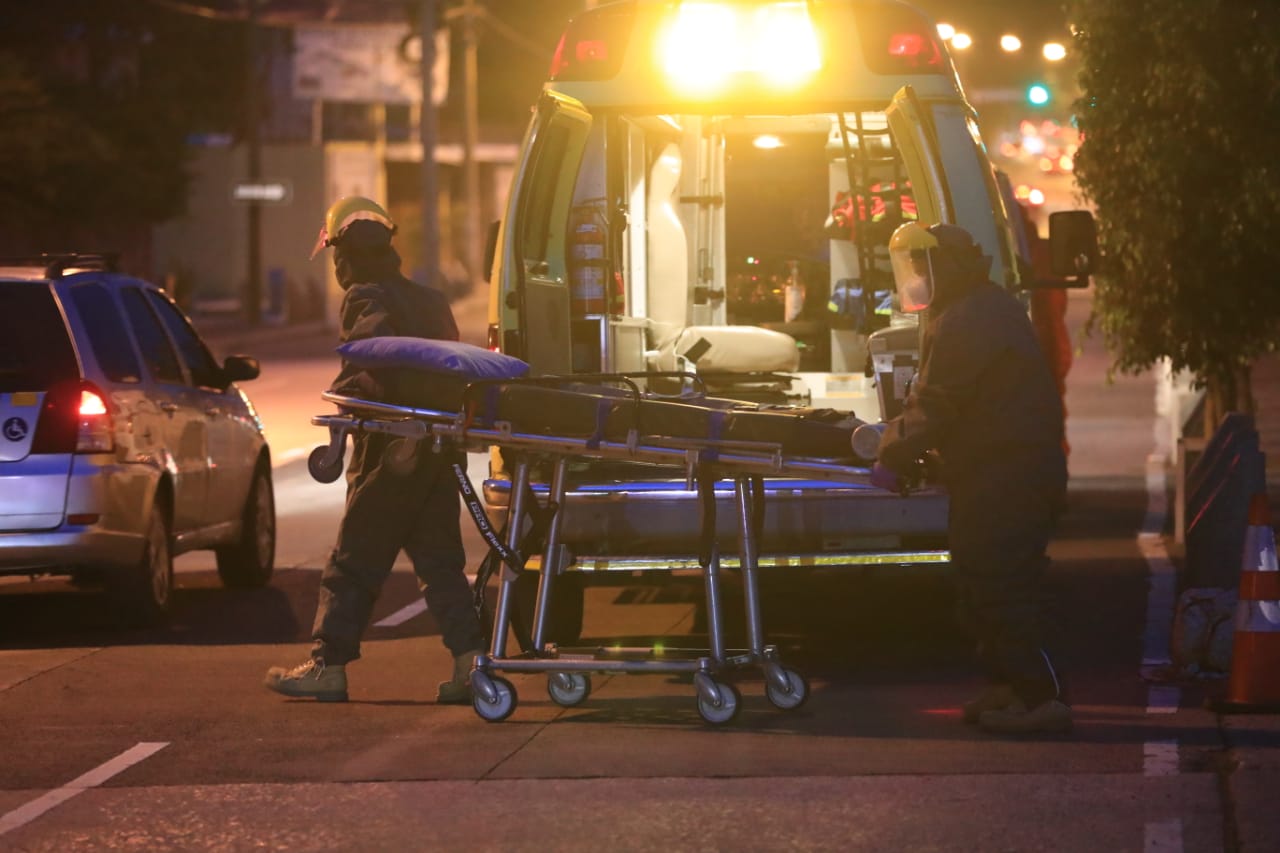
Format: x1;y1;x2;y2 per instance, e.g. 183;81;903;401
483;220;500;283
1048;210;1099;283
222;354;260;383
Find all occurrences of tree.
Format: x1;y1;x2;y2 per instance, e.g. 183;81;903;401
1068;0;1280;426
0;1;242;231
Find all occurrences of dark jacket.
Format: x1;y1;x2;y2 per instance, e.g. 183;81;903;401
877;280;1065;498
328;239;459;401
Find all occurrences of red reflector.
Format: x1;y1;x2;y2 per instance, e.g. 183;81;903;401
79;390;107;416
889;33;924;57
575;39;608;63
67;514;100;526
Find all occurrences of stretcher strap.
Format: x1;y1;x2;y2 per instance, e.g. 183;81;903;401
585;397;612;450
451;462;523;574
697;463;717;570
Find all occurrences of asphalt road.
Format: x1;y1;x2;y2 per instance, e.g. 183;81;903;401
0;290;1272;852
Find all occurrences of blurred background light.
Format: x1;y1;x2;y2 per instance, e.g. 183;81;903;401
1000;34;1022;52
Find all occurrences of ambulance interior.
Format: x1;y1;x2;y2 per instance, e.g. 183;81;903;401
574;109;919;418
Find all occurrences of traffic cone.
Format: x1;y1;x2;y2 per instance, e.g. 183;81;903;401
1213;493;1280;713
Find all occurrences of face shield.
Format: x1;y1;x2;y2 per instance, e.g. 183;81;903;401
309;225;331;260
890;244;935;313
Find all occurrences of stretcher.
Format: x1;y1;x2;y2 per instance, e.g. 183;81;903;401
308;371;924;724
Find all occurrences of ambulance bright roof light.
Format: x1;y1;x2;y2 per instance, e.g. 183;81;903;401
658;2;821;94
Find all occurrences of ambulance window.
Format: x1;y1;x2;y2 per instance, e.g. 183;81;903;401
521;122;572;267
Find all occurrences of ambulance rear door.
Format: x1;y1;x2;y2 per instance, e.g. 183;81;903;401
497;91;592;376
884;85;951;226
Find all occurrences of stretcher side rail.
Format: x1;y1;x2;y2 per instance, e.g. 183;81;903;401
306;377;923;724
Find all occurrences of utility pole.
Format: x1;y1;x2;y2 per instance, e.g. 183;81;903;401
462;0;482;291
419;0;440;289
244;0;262;326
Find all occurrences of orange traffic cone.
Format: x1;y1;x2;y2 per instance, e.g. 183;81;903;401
1213;493;1280;713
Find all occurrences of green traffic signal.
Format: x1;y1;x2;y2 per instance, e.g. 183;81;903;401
1027;84;1051;106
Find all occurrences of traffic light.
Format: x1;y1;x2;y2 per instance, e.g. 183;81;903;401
1026;84;1051;106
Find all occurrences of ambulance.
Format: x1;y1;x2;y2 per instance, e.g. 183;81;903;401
481;0;1094;630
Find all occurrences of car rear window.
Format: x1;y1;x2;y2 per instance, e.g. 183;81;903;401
0;282;80;392
68;283;144;383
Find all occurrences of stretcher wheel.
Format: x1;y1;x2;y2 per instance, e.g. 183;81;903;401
308;446;343;483
696;680;741;725
764;667;809;711
472;673;518;722
547;672;591;707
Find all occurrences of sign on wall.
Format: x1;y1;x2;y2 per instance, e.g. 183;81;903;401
292;25;449;105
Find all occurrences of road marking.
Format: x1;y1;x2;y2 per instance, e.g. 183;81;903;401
273;446;310;468
0;742;168;838
1143;739;1179;777
375;599;428;627
1144;819;1183;851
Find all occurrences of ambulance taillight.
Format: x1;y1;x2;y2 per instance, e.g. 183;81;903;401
548;2;637;82
852;2;947;75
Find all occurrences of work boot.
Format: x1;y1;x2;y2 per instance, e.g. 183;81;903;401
978;699;1073;735
962;684;1018;725
436;649;484;705
264;658;348;702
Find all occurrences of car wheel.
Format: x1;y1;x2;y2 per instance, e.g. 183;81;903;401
216;465;275;589
108;506;173;627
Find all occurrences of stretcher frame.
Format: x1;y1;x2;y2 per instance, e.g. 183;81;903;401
308;375;897;724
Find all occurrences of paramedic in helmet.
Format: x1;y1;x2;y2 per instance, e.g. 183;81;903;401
873;222;1071;735
264;196;485;704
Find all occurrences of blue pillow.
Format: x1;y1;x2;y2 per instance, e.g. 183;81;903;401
338;336;530;380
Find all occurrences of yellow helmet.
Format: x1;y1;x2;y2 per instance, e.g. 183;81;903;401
309;196;395;259
888;221;940;313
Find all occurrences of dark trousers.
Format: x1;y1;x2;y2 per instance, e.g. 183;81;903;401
947;453;1067;708
312;434;484;666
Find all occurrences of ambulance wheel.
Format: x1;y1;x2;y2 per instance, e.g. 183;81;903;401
308;447;343;484
765;668;809;711
472;673;517;722
696;680;741;726
547;672;591;707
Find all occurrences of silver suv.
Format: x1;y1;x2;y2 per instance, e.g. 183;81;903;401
0;254;275;625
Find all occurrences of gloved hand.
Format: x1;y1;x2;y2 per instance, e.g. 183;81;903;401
870;462;901;493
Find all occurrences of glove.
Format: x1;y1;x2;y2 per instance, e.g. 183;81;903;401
870;462;901;493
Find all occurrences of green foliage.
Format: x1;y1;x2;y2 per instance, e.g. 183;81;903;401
1069;0;1280;404
0;1;243;228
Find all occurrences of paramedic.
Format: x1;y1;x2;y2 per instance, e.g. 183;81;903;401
264;196;485;704
873;222;1071;735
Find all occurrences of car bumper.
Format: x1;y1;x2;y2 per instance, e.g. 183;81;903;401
0;525;146;576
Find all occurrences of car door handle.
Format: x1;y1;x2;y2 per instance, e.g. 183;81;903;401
158;402;179;414
204;406;222;418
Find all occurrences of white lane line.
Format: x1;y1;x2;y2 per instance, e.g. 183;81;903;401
272;447;310;468
375;599;428;627
372;570;481;627
1142;454;1182;714
1144;819;1183;852
0;742;169;838
1143;739;1179;777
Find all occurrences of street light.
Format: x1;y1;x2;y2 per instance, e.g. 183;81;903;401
1043;42;1067;61
936;22;955;41
1000;34;1022;52
951;32;972;50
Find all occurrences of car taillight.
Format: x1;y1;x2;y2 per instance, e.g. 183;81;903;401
30;380;115;454
486;323;502;353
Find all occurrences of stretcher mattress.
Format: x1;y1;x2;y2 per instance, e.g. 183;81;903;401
366;369;866;462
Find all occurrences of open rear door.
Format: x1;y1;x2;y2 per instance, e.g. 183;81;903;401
885;85;951;225
499;91;592;376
